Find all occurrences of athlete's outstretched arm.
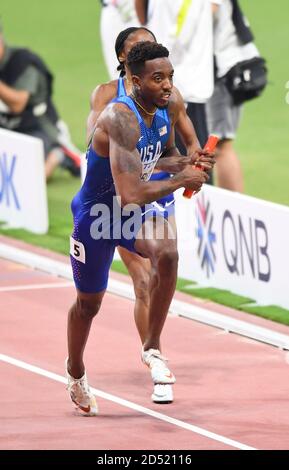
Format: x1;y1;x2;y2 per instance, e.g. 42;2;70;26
101;103;208;206
172;87;200;155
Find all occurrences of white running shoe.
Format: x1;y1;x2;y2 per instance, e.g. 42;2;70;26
65;360;98;416
142;348;176;384
152;384;174;404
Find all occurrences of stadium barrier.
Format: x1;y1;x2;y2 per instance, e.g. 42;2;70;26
0;128;48;234
175;185;289;310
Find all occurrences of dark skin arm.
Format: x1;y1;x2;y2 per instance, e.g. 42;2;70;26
100;103;209;207
86;81;117;143
169;87;201;156
169;91;217;165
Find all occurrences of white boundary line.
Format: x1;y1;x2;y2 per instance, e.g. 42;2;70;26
0;282;73;292
0;353;256;450
1;242;289;350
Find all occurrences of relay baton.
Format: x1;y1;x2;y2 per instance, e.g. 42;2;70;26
183;134;219;199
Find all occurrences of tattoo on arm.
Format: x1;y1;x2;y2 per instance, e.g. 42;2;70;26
108;105;139;149
113;148;141;174
106;104;142;175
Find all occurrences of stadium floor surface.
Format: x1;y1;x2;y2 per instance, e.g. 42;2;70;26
1;240;289;450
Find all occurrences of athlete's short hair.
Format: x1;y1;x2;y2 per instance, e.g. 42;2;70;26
127;41;169;76
114;27;156;77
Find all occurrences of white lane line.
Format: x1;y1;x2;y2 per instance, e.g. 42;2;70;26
0;282;73;292
1;242;289;350
0;353;256;451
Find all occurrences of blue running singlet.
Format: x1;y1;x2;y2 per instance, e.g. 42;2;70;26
70;94;172;293
117;78;175;213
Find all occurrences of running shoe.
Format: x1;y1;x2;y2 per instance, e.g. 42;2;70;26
141;348;176;384
65;360;98;416
152;384;174;404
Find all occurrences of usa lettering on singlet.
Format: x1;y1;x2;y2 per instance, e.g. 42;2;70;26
140;140;162;181
113;93;170;182
116;78;171;184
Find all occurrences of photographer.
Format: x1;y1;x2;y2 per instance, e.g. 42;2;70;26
0;22;81;180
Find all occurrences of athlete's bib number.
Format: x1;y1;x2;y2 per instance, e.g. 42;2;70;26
70;237;86;264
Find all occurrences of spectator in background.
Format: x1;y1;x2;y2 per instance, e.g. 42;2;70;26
100;0;140;79
135;0;222;184
0;22;81;180
206;0;263;192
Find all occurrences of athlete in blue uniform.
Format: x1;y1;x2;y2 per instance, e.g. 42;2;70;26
66;42;214;416
86;27;215;405
116;74;175;217
71;93;171;293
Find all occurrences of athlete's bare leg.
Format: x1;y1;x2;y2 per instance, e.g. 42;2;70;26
67;289;105;378
135;216;178;351
117;247;151;344
118;213;177;345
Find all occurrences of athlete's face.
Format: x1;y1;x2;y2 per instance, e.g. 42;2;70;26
135;57;174;109
119;30;155;65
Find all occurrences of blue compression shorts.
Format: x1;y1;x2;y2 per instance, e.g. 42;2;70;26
70;194;173;294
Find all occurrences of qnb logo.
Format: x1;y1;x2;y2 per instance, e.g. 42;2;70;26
195;194;216;277
0;152;20;210
222;210;271;282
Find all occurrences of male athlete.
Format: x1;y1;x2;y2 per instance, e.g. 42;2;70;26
66;42;214;415
87;27;213;404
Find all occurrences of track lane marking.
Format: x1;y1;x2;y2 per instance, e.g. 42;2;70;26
0;282;73;292
0;353;256;450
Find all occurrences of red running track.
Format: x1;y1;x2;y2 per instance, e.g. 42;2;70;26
1;254;289;450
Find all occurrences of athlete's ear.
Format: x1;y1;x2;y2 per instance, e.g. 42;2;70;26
131;75;141;90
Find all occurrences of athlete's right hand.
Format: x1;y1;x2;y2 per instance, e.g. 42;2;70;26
180;165;209;192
